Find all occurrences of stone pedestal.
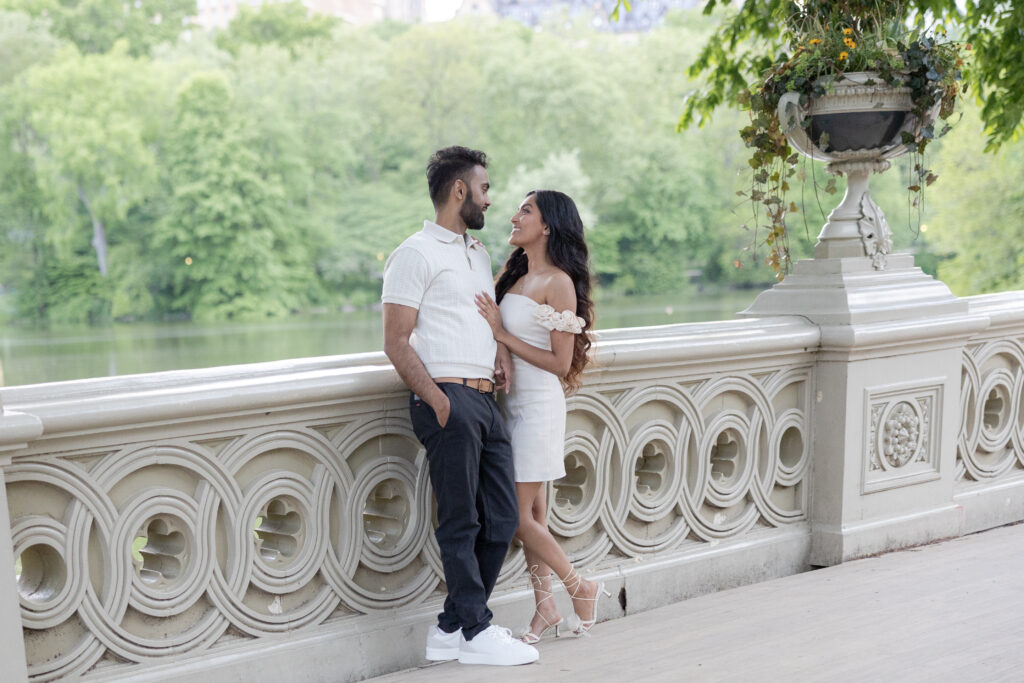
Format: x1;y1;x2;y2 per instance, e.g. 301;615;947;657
740;254;989;565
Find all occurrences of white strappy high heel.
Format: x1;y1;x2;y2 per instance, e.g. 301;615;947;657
519;565;564;644
562;567;611;637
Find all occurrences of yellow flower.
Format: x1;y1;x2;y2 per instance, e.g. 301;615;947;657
843;27;852;35
839;51;849;61
809;38;822;45
844;37;856;48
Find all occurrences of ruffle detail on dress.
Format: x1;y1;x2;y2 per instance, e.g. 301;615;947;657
533;304;585;333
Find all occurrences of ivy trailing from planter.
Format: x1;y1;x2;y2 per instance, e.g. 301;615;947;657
732;1;964;277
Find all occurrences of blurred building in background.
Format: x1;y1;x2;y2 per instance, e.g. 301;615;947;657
193;0;700;32
459;0;701;32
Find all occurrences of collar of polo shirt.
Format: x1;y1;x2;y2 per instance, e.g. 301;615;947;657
424;220;482;249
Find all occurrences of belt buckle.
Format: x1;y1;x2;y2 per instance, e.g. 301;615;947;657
455;378;494;394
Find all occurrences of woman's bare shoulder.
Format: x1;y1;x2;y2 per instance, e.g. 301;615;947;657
541;269;576;308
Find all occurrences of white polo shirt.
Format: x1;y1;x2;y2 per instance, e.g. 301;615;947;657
382;220;497;380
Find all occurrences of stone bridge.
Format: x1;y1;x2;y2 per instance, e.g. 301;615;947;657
0;255;1022;681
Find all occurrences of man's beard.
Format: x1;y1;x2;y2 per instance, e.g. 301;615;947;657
460;190;486;231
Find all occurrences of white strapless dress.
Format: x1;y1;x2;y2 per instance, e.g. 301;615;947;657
499;293;585;483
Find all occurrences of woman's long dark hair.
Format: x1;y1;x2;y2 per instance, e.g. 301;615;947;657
495;190;594;393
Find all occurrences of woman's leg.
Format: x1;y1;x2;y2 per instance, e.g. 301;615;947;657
521;542;559;636
516;482;561;637
515;481;599;626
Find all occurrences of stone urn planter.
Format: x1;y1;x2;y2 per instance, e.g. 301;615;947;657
777;72;938;268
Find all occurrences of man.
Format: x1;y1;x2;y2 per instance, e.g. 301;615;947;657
382;146;538;666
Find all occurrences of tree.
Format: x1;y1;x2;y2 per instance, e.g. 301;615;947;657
677;0;1024;151
0;10;62;85
216;1;338;57
0;118;55;321
487;150;597;265
925;103;1024;294
11;7;958;327
314;182;431;306
155;72;315;320
8;44;160;282
374;21;491;165
0;0;193;56
590;135;738;293
0;11;62;319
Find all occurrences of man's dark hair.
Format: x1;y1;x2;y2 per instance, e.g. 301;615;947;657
426;146;488;208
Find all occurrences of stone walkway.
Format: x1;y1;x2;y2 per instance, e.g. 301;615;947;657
371;523;1024;682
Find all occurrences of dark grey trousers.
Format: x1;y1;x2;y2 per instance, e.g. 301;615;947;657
410;383;518;640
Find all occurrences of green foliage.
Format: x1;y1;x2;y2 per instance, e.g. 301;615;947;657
19;46;162;235
488;150;597;266
682;0;1024;149
30;256;112;324
0;0;194;56
915;0;1024;151
592;138;727;293
925;104;1024;294
727;1;963;277
7;5;1020;328
314;182;431;306
0;10;61;84
155;72;315;320
0;9;783;325
215;1;338;57
1;42;164;321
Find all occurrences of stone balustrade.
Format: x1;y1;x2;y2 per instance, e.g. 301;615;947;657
954;292;1024;532
0;292;1022;682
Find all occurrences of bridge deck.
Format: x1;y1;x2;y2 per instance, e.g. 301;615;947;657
372;522;1024;682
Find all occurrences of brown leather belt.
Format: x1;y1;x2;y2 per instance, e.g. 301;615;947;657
434;377;495;394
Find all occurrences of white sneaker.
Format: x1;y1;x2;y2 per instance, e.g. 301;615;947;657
425;625;460;661
458;625;540;666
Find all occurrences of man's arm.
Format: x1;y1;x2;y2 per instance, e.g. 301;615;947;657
383;302;450;427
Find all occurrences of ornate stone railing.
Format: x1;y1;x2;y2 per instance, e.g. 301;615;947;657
955;292;1024;532
0;318;819;682
3;289;1024;682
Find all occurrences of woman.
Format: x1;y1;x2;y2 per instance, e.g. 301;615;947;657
475;190;608;643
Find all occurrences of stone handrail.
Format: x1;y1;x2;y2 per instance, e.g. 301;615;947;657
0;317;818;681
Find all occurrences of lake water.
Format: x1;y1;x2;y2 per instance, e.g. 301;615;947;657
0;290;762;387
